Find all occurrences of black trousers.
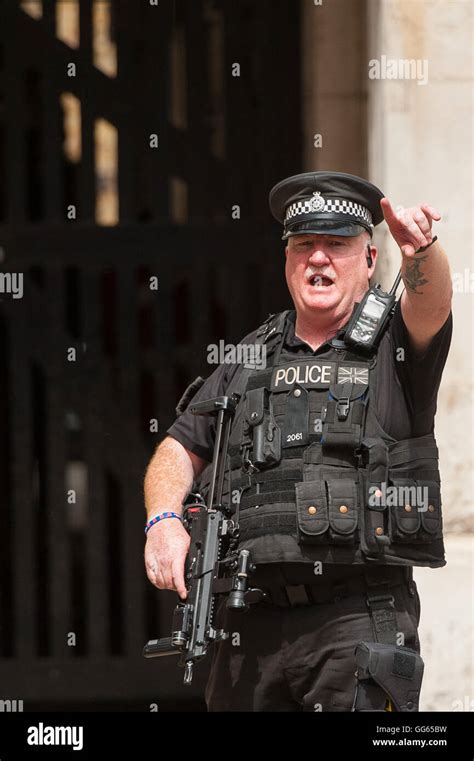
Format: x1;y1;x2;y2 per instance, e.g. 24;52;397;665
205;563;421;712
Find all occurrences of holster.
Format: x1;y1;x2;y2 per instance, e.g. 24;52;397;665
352;641;424;712
243;387;281;470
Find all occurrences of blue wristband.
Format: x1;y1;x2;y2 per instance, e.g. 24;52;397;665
145;511;182;535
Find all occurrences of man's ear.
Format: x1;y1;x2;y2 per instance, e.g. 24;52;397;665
367;244;377;278
284;245;289;259
365;244;373;268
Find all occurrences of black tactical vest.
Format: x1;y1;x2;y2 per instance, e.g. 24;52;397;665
197;310;445;568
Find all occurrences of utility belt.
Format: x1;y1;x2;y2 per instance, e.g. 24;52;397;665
251;563;412;608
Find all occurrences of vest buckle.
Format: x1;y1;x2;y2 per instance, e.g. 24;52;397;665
336;396;350;421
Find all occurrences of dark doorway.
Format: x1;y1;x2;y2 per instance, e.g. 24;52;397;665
0;0;302;709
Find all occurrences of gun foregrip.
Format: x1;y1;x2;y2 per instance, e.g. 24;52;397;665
143;637;179;658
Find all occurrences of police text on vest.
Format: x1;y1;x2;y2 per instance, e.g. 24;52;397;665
272;361;335;390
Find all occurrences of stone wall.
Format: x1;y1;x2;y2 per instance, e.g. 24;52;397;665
302;0;473;532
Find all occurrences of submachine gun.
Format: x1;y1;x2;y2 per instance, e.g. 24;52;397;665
143;394;265;685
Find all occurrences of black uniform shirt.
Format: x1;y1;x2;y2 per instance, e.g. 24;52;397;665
168;301;452;457
166;302;452;563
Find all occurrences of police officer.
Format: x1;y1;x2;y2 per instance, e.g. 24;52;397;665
144;171;452;712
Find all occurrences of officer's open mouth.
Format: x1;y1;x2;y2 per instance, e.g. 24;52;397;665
308;274;334;287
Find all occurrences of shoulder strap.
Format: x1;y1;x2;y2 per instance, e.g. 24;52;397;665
176;312;292;416
256;309;292;344
225;310;292;399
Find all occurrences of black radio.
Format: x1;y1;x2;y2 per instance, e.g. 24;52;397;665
344;271;402;352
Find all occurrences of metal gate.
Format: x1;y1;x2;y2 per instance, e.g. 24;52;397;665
0;0;302;708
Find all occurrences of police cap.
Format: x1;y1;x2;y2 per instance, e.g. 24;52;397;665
269;171;385;239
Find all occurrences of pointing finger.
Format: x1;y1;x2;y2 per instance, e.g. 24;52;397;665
380;197;399;224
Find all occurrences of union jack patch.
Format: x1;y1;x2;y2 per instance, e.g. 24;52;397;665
337;366;369;384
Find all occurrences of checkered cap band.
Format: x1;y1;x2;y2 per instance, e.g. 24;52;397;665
285;197;373;227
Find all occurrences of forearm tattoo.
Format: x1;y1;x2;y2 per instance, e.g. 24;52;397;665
404;254;429;294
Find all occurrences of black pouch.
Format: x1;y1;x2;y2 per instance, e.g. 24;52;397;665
244;387;281;470
322;382;368;448
281;383;309;448
326;472;359;544
388;478;420;542
353;641;424;712
359;438;390;558
295;479;329;543
388;478;442;543
295;467;359;545
418;480;442;537
387;436;443;544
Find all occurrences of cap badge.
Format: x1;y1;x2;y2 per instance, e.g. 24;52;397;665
310;191;325;212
